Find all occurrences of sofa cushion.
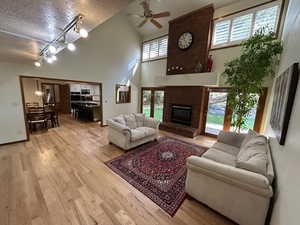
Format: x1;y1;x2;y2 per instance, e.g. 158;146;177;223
211;142;240;156
237;136;268;176
124;114;137;129
202;148;236;167
241;129;260;148
113;115;126;125
236;147;268;176
134;113;145;127
130;127;156;142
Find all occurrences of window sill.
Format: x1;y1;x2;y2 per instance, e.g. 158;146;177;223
142;57;167;63
209;44;242;51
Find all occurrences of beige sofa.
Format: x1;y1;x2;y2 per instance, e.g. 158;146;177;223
185;130;274;225
107;113;160;150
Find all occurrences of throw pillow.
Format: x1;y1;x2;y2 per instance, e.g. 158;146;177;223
113;115;126;125
241;129;258;148
236;145;268;176
124;114;137;129
134;113;145;127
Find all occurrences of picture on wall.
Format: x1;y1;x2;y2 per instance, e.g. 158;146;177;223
270;62;299;145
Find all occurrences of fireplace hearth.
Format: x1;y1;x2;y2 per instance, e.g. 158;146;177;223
171;105;192;126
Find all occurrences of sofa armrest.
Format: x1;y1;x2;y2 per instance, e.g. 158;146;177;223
186;156;272;197
107;119;131;136
144;117;160;129
217;131;246;148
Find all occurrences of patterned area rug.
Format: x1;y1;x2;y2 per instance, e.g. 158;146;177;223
105;136;208;216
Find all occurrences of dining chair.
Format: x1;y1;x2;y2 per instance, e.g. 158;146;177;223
27;112;48;133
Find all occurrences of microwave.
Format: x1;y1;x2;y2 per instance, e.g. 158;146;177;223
81;89;90;95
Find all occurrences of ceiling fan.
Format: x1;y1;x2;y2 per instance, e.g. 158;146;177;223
129;0;171;29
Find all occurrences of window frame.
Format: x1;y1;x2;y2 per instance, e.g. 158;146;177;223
142;35;168;62
211;1;282;50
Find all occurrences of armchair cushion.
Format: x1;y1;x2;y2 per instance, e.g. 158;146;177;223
113;115;126;125
144;117;160;129
130;127;156;142
124;114;137;129
134;113;145;127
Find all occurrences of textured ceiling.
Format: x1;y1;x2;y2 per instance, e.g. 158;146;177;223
0;0;132;63
126;0;242;38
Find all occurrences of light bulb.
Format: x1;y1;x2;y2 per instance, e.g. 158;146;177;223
35;91;43;96
49;45;57;54
67;43;76;51
34;61;41;67
79;28;88;38
47;58;53;64
52;55;57;61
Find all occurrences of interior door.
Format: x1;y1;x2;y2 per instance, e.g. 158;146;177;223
59;84;71;114
141;88;165;121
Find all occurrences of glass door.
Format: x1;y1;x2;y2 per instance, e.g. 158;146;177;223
205;91;228;135
141;88;165;121
142;90;152;117
153;90;164;121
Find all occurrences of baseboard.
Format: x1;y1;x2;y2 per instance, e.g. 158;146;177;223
0;139;27;146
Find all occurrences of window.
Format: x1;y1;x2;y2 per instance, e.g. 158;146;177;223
142;36;168;62
212;2;280;48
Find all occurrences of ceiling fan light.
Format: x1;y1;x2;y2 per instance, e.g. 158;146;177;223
67;43;76;51
49;45;57;54
79;28;88;38
34;61;41;67
51;55;57;61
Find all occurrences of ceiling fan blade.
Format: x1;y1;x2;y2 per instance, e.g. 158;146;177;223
152;12;170;18
138;19;148;28
140;1;151;13
150;19;162;29
127;13;144;18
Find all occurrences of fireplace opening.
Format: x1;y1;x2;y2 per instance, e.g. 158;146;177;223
171;105;192;126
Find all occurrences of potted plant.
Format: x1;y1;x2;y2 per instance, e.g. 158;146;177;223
222;29;283;132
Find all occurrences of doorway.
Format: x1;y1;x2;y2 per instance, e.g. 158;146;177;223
19;76;103;141
141;87;165;121
202;87;267;137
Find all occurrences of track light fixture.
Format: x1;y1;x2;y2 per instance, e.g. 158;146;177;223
67;43;76;51
35;14;87;67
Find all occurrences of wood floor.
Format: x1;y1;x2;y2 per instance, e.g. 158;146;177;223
0;115;235;225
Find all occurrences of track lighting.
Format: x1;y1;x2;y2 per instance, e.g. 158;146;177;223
34;61;41;67
37;14;87;67
67;43;76;51
79;28;88;38
47;57;53;64
48;45;57;54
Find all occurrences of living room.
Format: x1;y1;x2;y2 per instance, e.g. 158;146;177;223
0;0;299;225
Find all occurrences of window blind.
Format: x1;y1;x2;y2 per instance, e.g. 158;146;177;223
213;20;231;45
230;14;253;42
253;5;279;34
212;2;280;48
142;36;168;62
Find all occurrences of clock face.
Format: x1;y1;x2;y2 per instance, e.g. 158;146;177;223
178;32;193;50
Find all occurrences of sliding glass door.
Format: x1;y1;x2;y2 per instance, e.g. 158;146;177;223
141;88;165;121
203;88;267;136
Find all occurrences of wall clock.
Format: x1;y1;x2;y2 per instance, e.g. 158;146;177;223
178;32;193;50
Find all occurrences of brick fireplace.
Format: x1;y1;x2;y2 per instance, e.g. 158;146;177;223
160;86;206;138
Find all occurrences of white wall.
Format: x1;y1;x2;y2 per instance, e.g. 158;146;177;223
140;0;274;87
0;13;141;144
264;0;300;224
22;78;43;105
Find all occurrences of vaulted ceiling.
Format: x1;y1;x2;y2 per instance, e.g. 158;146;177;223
126;0;242;38
0;0;132;64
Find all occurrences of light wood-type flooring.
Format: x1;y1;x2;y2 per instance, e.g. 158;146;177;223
0;115;236;225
